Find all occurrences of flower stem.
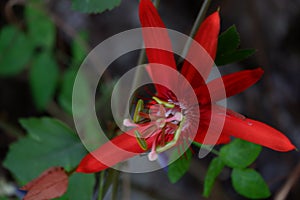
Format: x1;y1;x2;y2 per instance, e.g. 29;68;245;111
190;0;212;38
97;171;105;200
111;170;120;200
136;0;160;66
192;141;220;156
180;0;212;62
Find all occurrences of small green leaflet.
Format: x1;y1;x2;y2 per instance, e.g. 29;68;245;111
72;0;122;14
203;157;225;197
219;139;262;169
231;168;271;199
0;26;33;76
29;52;59;110
59;173;95;200
58;68;77;114
26;6;55;50
3;118;87;185
70;33;88;67
215;25;255;66
167;148;192;183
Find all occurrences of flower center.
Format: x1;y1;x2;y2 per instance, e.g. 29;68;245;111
123;96;185;161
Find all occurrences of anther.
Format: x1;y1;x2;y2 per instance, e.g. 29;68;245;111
123;119;137;127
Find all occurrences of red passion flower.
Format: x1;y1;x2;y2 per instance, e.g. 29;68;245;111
76;0;295;173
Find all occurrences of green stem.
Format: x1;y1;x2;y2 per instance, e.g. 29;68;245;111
97;171;105;200
0;119;24;139
180;0;212;62
111;170;120;200
209;148;220;156
199;145;220;156
192;141;220;156
189;0;212;39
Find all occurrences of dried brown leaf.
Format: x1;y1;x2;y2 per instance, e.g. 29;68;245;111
20;166;68;200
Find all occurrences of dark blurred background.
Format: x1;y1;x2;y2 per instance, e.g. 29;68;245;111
0;0;300;199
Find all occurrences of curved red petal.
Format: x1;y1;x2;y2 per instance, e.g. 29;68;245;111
193;105;230;145
76;129;155;173
194;127;231;145
194;11;220;60
216;114;295;152
181;11;220;88
197;68;264;105
139;0;177;94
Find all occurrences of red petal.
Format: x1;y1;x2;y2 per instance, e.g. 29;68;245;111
21;167;68;200
193;105;230;145
194;127;231;145
197;68;264;105
181;11;220;88
76;128;155;173
215;113;295;152
194;11;220;60
139;0;177;94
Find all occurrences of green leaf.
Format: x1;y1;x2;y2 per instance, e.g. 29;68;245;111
71;33;88;67
29;52;59;110
215;49;256;66
216;25;255;66
59;67;93;116
231;168;271;199
54;173;95;200
66;173;95;200
217;25;240;53
203;157;225;197
0;26;33;76
220;139;261;169
26;6;55;49
58;68;77;114
3;117;87;185
167;148;192;183
72;0;122;14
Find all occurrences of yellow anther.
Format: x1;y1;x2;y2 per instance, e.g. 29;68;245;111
156;117;185;153
133;99;144;123
152;96;174;108
134;130;148;150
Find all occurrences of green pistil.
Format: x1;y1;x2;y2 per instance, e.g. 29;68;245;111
156;117;185;153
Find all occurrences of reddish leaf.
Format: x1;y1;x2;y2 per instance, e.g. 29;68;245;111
20;167;68;200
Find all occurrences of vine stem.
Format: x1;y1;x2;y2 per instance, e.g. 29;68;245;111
133;0;161;82
97;171;105;200
180;0;212;62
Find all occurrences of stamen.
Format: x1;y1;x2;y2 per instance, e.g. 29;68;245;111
155;118;166;128
133;99;144;123
156;117;185;153
164;112;183;123
148;151;158;161
148;139;158;161
123;119;137;127
152;96;175;108
134;130;148;150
